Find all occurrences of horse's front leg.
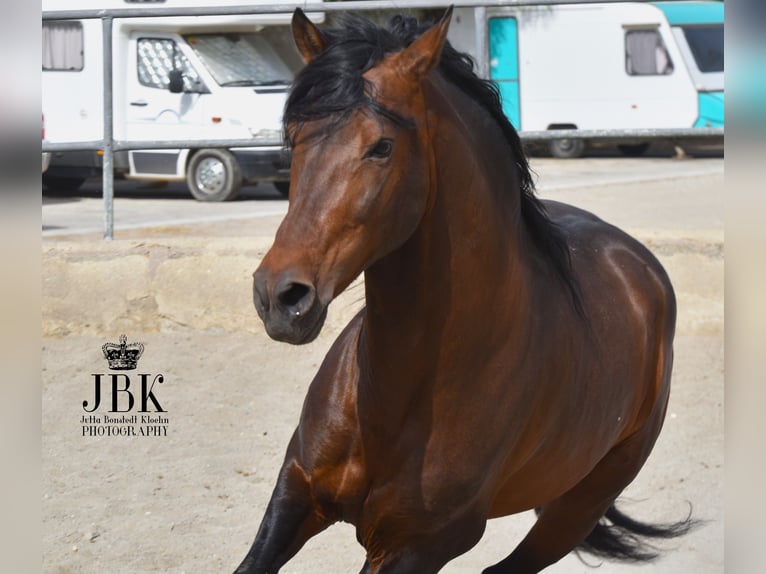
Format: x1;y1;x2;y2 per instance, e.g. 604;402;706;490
233;456;331;574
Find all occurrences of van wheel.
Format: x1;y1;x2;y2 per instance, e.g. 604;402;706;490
187;149;242;202
617;143;650;157
549;138;585;159
274;181;290;197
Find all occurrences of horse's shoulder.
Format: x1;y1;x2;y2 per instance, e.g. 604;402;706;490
304;308;365;407
292;310;368;513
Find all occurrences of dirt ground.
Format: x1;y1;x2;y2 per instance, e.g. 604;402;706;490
42;170;724;573
41;277;723;573
42;330;723;574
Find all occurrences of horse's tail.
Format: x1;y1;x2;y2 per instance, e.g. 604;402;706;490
575;503;698;563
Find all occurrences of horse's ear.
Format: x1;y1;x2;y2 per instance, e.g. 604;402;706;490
394;6;453;79
292;8;329;63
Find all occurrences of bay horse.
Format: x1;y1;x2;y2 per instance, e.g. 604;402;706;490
238;7;692;573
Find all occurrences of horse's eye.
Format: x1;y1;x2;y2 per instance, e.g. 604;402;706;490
366;138;393;160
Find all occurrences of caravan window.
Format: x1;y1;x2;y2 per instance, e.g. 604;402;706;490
42;21;84;71
682;25;723;73
625;29;674;76
137;38;206;92
185;33;293;87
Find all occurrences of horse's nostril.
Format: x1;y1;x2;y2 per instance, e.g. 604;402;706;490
278;282;312;310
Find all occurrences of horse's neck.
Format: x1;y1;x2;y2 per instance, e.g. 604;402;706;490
360;76;534;412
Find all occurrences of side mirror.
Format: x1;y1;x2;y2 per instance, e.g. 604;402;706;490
168;70;184;93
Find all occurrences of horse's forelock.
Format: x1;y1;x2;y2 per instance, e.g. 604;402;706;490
283;14;429;145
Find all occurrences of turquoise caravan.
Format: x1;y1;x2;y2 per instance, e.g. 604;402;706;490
447;1;724;157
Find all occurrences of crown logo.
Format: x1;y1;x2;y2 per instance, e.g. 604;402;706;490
102;335;145;370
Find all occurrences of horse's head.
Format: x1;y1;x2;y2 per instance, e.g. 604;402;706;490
253;8;453;344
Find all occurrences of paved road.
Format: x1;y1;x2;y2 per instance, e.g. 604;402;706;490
42;155;723;240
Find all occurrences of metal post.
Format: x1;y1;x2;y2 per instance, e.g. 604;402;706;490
102;16;115;240
473;6;488;79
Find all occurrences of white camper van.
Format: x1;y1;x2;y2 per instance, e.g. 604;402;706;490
42;0;324;200
448;1;724;157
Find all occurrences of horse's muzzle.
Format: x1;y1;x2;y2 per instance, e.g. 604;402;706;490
252;269;328;345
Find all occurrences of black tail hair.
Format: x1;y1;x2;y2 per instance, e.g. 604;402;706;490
575;504;699;564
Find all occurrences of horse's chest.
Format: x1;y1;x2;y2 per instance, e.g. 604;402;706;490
360;435;489;518
307;448;368;524
351;455;487;561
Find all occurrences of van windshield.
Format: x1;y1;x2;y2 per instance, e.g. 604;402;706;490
185;33;293;87
681;25;723;73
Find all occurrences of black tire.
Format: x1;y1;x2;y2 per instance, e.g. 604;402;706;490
274;181;290;198
617;143;650;157
186;148;242;202
42;175;87;192
549;138;585;159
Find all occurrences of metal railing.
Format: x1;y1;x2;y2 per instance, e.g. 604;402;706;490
42;0;723;239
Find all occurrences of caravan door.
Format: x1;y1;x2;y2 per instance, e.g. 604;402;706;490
125;32;210;178
488;17;521;129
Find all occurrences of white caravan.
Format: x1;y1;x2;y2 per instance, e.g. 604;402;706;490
42;0;324;200
447;1;724;157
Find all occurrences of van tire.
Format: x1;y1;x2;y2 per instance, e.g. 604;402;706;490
549;138;585;159
187;148;242;202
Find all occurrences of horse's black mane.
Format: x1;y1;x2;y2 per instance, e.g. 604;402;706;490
284;13;582;313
